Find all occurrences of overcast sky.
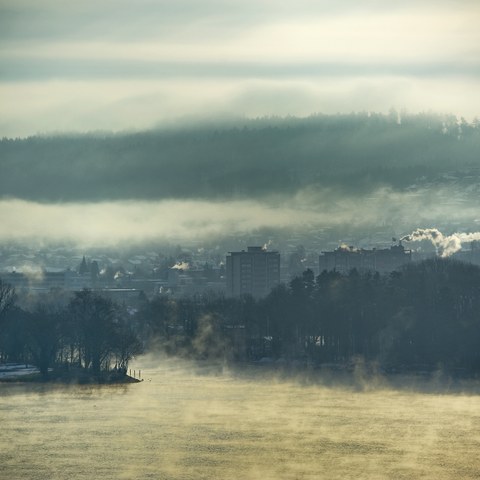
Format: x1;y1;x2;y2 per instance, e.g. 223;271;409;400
1;0;479;137
1;1;480;247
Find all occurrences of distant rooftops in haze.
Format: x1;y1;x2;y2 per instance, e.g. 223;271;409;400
319;242;412;274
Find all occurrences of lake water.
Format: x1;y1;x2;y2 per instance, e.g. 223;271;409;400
1;358;480;480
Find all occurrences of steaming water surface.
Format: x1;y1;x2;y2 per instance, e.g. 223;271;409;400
1;360;480;479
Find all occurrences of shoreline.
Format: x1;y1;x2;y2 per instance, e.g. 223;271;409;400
0;364;141;385
0;373;141;385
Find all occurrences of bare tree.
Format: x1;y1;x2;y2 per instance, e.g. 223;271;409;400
113;321;143;372
25;303;63;378
69;290;142;375
0;280;16;321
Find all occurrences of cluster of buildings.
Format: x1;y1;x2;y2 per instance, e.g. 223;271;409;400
225;242;413;298
2;240;480;302
225;240;480;297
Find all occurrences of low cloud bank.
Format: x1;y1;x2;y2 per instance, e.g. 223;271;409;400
1;184;479;247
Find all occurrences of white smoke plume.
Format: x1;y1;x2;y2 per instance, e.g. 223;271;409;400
171;262;190;271
12;264;45;282
401;228;480;257
262;240;273;251
339;244;359;252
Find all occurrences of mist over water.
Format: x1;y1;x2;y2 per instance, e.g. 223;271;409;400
1;359;480;479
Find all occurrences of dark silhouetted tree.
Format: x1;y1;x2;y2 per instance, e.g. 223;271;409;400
69;290;119;374
24;303;63;378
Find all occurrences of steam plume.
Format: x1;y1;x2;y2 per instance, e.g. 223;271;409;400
171;262;190;271
401;228;480;257
262;240;273;251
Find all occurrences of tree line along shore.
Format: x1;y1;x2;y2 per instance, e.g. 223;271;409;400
1;256;480;382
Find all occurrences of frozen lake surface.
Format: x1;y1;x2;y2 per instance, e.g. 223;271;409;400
1;358;480;479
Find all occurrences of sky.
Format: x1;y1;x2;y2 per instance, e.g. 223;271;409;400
1;0;480;248
1;0;479;138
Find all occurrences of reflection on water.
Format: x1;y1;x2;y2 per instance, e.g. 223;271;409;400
1;358;480;480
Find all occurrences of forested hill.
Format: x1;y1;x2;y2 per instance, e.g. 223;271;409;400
1;113;479;203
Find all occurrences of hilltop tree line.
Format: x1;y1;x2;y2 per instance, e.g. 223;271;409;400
0;286;142;378
1;112;479;203
136;257;480;374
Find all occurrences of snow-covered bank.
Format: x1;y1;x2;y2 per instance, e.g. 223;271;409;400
0;363;39;379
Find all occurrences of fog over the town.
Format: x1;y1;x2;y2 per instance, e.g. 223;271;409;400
1;0;479;249
1;114;480;247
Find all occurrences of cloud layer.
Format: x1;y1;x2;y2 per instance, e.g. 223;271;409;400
2;184;479;246
1;114;479;246
1;0;479;137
